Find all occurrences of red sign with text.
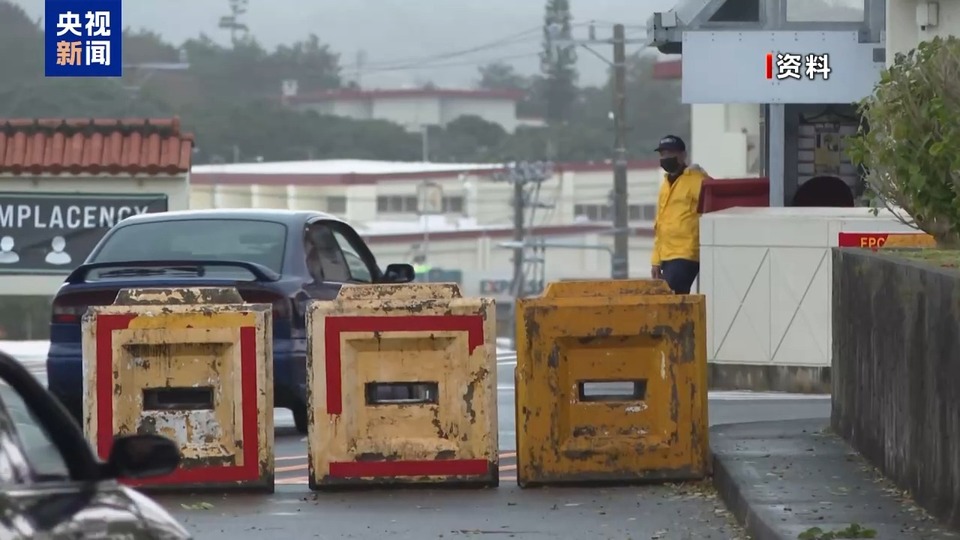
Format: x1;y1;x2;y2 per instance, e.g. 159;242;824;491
838;232;936;249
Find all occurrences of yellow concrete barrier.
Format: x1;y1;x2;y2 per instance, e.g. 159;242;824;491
514;279;708;487
306;283;497;489
82;287;274;492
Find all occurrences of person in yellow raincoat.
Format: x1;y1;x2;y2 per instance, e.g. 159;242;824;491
650;135;707;294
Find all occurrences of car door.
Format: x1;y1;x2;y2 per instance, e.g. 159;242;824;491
0;376;148;539
302;220;380;298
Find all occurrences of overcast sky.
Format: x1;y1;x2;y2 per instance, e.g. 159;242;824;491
13;0;679;87
13;0;866;87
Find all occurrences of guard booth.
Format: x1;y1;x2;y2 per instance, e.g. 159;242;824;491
646;0;885;206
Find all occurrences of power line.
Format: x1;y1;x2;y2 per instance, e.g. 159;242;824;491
338;21;614;72
341;26;542;71
360;52;541;73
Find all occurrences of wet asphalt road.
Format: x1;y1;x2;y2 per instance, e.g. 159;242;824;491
19;353;829;539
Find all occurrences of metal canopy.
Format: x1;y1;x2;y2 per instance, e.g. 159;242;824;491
647;0;881;55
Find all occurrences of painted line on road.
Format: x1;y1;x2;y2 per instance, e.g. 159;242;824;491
277;476;308;485
275;452;517;474
276;466;518;485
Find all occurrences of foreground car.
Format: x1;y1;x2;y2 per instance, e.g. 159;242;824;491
46;209;415;434
0;350;189;539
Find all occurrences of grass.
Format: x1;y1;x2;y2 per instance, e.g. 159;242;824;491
892;248;960;268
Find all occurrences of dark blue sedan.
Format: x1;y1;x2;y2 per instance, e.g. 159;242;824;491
46;209;415;433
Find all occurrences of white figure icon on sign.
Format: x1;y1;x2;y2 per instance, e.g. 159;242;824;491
0;236;19;264
45;236;72;265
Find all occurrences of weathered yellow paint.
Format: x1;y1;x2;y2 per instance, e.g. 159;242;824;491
306;283;498;488
514;279;709;487
124;311;256;330
82;287;274;491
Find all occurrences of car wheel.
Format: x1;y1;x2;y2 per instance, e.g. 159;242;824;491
293;405;309;435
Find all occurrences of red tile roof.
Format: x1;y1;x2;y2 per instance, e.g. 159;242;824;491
0;117;194;176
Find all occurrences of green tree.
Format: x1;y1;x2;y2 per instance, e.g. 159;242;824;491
569;53;689;160
478;62;528;90
430;115;508;162
539;0;578;124
477;62;544;118
123;29;181;64
183;100;421;163
848;36;960;247
263;34;341;93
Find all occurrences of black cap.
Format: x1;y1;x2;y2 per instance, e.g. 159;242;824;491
655;135;686;152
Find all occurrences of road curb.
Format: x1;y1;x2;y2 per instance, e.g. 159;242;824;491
711;450;787;540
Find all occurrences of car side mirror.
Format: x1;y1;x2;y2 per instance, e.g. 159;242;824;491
382;263;415;284
104;434;181;480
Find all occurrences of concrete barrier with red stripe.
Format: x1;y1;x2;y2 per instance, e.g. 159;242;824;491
82;287;274;492
305;283;498;489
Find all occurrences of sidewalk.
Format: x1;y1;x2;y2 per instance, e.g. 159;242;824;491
712;419;957;540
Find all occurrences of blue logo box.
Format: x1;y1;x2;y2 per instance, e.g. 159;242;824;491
44;0;123;77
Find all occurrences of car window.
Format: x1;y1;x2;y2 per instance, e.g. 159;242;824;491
305;224;350;282
91;219;288;273
0;381;69;481
332;231;373;283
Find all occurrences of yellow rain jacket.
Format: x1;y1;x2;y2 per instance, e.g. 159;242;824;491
651;165;707;265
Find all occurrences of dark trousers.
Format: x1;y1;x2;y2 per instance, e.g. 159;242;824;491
661;259;700;294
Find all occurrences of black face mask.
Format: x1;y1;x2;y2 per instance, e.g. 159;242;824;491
660;156;681;173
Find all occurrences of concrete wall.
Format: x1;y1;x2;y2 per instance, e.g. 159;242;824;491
690;104;761;178
832;248;960;530
887;0;960;64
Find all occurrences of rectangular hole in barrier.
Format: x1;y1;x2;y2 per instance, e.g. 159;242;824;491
143;387;215;411
578;380;647;402
365;382;439;405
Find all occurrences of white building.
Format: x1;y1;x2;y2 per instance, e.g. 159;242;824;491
654;58;762;179
190;159;665;295
282;88;544;133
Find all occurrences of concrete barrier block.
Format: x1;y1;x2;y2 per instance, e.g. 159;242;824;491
306;283;498;489
515;279;709;487
82;287;274;492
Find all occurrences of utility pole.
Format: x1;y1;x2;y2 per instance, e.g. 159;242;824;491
512;176;526;297
611;24;629;279
494;161;554;299
548;22;644;279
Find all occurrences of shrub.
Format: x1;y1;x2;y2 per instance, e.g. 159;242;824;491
847;36;960;248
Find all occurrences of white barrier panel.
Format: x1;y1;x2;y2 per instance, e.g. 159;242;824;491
700;207;918;369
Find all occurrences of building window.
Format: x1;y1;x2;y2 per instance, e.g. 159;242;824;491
327;196;347;214
377;195;465;214
376;195;419;213
443;196;464;213
575;203;656;221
